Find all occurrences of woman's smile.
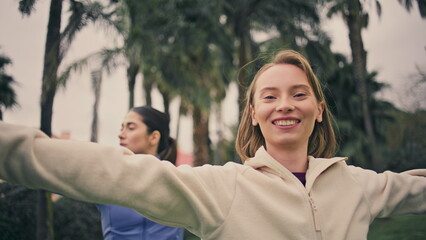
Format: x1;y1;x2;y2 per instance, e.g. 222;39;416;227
272;118;301;128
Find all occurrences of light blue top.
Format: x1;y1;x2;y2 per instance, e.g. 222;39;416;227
97;204;184;240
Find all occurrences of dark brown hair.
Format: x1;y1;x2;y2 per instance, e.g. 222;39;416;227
131;106;177;165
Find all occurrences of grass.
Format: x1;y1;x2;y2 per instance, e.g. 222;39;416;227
183;215;426;240
368;215;426;240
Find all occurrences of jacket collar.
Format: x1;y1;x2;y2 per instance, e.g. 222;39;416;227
244;146;347;191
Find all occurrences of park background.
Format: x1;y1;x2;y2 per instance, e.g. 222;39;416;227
0;0;425;239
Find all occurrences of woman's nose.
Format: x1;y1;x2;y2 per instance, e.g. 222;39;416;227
118;130;125;139
276;98;295;112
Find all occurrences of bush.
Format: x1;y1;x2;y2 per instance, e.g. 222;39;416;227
53;197;103;240
0;182;37;240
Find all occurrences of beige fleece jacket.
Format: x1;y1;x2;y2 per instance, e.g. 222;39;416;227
0;122;425;239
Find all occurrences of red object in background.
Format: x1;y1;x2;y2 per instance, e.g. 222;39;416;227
176;151;194;166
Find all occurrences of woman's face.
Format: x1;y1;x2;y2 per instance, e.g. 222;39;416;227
118;111;158;155
250;64;324;153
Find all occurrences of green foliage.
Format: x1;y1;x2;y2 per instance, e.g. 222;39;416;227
397;0;426;18
53;197;103;240
211;123;241;165
18;0;36;16
0;183;37;240
0;183;103;240
381;109;426;171
60;0;120;60
368;215;426;239
124;0;236;112
320;51;425;171
323;53;397;169
0;51;19;116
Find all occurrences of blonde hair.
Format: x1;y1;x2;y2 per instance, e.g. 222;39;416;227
235;50;336;161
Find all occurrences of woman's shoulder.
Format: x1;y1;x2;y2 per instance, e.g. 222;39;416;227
187;161;249;177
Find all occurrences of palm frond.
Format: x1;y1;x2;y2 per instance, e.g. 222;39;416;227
0;74;19;109
58;46;124;87
99;47;125;74
60;0;120;59
58;53;95;88
0;54;12;69
375;0;382;17
18;0;36;16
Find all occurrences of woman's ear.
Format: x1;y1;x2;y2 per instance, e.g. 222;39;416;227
149;130;161;146
250;105;259;126
316;101;325;123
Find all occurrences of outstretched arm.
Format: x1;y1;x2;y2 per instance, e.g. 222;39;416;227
0;122;237;236
350;166;426;219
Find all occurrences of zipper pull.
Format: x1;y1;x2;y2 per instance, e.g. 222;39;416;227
309;197;321;231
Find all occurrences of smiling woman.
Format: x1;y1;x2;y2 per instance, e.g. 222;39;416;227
0;50;425;240
249;64;325;172
236;50;336;167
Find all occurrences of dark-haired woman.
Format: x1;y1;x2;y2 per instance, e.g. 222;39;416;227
96;106;184;240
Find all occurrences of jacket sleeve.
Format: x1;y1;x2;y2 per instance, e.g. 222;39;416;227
349;166;426;219
0;122;237;236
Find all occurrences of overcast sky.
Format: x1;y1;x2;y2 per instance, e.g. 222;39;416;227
1;0;425;153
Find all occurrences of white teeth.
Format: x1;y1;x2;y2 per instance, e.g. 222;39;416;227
274;120;298;126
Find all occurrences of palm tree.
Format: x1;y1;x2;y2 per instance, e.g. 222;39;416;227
325;52;396;169
17;1;118;239
70;0;143;110
123;5;143;109
124;0;328;165
0;52;18;121
222;0;324;116
20;1;63;238
18;0;118;142
326;0;425;170
398;0;426;18
59;47;124;143
124;0;235;165
326;0;381;170
169;1;233;166
90;69;102;142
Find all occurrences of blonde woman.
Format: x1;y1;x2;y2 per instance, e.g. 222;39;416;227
1;50;425;240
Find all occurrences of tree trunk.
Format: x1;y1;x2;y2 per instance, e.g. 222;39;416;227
90;70;102;143
175;101;184;140
127;63;139;109
38;0;63;239
193;107;210;166
143;78;153;107
213;103;223;165
36;190;54;240
231;2;259;120
347;11;381;170
158;86;170;117
236;31;253;120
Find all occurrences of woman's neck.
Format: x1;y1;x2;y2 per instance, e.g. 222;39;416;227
265;144;308;173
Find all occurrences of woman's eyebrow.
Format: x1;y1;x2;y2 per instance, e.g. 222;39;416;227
291;84;310;91
122;122;137;128
258;87;279;94
259;84;310;93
